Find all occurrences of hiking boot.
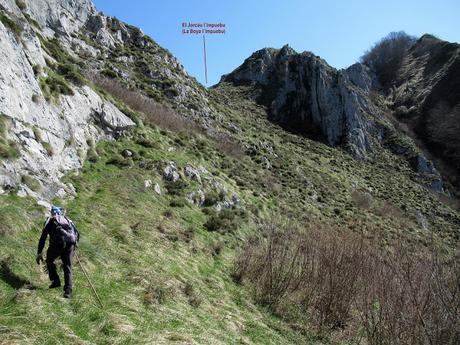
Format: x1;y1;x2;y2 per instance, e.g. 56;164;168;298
49;281;61;289
63;289;72;299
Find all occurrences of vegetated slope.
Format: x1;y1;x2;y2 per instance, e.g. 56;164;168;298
0;1;459;344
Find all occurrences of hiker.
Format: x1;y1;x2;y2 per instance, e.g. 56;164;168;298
36;206;79;298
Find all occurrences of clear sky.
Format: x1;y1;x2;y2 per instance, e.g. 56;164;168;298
93;0;460;87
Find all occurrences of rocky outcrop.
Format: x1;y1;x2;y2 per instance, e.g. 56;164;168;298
221;45;383;158
220;43;447;192
391;34;460;194
0;0;134;201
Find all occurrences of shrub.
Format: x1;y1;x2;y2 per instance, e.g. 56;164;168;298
42;141;54;156
21;175;41;192
32;64;42;76
0;115;20;159
203;190;225;207
39;71;74;103
212;132;245;159
106;156;133;167
204;209;240;233
184;282;202;307
351;190;373;209
164;179;188;196
169;197;186;208
234;221;460;342
89;75;201;133
0;13;22;40
15;0;26;10
361;31;416;90
101;68;118;79
57;63;85;86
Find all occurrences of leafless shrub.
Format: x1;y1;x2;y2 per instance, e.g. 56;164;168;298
90;75;247;160
361;31;416;90
213;131;245;159
90;75;201;133
0;223;11;236
235;223;367;331
235;221;460;344
351;190;373;210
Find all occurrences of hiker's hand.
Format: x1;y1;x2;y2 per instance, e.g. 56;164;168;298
36;253;43;265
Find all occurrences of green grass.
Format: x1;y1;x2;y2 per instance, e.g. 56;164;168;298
15;0;26;10
0;127;314;344
0;12;22;40
39;70;74;103
0;115;20;160
1;112;456;343
20;175;41;192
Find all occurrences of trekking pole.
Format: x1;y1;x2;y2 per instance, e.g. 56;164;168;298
75;252;104;308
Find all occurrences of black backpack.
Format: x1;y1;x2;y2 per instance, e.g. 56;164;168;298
49;215;78;248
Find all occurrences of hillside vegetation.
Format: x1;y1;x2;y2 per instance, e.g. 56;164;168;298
0;1;459;344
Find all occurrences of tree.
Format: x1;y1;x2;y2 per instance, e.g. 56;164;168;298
361;31;416;91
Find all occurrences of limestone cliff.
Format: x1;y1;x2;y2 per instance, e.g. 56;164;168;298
220;44;446;192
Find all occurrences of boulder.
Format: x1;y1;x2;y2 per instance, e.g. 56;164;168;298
163;162;180;182
184;165;201;184
154;183;161;195
186;190;205;206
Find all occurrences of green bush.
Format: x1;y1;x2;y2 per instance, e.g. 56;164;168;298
204;209;240;233
106;156;133;168
57;63;85;85
135;137;158;148
21;175;41;192
0;115;20;160
39;71;74;103
42;142;54;156
0;13;22;39
15;0;26;10
164;179;188;196
203;190;225;207
32;64;42;76
169;197;186;208
101;69;118;79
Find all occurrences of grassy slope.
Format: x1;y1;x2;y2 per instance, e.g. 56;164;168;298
0;127;314;345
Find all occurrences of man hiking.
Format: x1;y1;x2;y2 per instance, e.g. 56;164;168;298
36;206;79;298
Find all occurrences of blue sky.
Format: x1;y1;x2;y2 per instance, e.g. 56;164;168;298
93;0;460;86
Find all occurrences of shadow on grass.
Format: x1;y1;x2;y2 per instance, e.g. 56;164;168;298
0;260;36;290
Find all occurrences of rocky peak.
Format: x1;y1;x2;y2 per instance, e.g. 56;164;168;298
221;46;382;158
220;44;447;192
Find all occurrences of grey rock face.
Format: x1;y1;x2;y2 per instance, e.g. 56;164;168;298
186;189;205;206
163;162;180;182
410;155;444;193
184;165;201;184
144;179;152;189
0;1;135;200
3;0;96;37
222;45;383;158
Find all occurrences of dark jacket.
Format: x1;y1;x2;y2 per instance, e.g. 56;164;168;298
37;216;80;254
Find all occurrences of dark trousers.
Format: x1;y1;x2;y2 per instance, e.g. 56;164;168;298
46;244;75;291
